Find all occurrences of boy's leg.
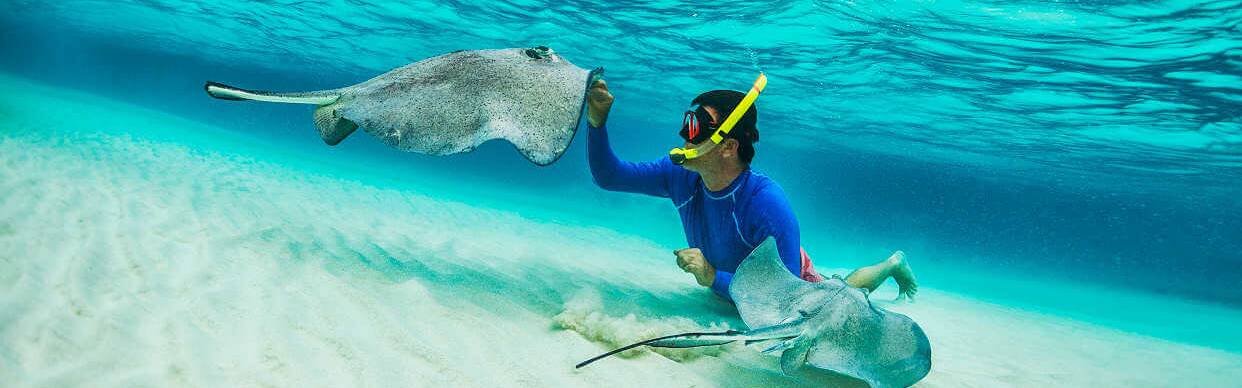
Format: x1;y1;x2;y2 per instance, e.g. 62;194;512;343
844;251;918;300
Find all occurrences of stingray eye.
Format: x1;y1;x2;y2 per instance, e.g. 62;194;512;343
521;48;551;60
524;46;553;60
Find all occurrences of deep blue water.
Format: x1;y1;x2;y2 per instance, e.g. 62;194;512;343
1;0;1239;308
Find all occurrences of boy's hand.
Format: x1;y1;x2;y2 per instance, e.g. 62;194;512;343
587;79;613;128
675;248;716;287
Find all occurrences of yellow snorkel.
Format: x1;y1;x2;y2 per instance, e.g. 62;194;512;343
669;73;768;165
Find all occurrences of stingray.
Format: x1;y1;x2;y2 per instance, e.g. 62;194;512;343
576;238;932;388
204;46;602;166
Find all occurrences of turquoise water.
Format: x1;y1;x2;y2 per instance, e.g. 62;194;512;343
3;0;1238;303
1;1;1241;386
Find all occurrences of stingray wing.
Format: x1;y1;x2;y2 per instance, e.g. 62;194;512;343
336;48;599;166
731;237;821;329
484;66;603;166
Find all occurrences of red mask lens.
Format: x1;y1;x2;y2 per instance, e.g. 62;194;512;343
680;110;699;141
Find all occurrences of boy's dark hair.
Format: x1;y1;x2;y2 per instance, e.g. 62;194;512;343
692;90;759;164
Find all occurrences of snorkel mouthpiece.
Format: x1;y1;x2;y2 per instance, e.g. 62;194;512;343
671;151;686;165
669;73;767;166
670;147;697;165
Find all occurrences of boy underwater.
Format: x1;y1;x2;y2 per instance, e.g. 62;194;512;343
584;75;918;302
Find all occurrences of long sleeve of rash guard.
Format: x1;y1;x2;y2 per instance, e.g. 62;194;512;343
587;124;672;198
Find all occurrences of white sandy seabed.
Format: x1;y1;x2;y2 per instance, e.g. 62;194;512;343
1;75;1241;387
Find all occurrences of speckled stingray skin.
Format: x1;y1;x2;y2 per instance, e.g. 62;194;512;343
730;238;933;388
205;46;602;166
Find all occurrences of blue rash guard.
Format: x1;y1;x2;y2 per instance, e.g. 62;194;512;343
588;124;803;300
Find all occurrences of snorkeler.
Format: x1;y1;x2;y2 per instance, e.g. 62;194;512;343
584;76;918;302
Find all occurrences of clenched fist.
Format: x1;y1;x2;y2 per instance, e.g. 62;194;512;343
674;247;716;287
586;79;613;128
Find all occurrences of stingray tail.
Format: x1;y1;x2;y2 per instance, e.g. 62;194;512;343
575;331;737;369
204;81;358;145
204;81;340;105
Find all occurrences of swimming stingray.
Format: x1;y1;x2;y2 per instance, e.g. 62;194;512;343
577;238;932;388
204;46;602;166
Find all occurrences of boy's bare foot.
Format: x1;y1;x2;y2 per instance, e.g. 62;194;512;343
888;251;918;302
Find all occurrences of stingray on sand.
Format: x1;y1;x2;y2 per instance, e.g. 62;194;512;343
577;238;932;388
204;46;602;166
